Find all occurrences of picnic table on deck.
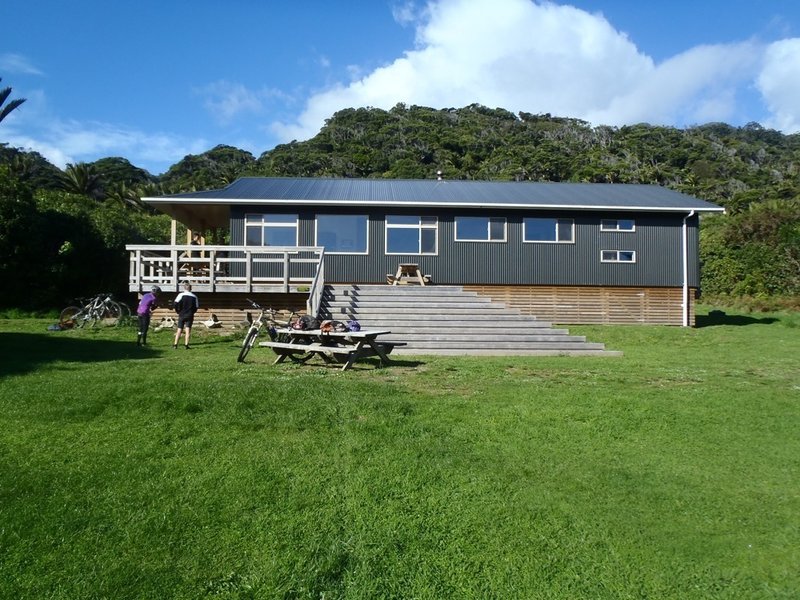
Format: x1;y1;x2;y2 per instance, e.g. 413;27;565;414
258;329;404;371
387;263;429;285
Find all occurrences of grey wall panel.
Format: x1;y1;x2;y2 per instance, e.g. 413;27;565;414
230;206;700;287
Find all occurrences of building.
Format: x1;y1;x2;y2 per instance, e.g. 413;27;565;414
129;177;723;326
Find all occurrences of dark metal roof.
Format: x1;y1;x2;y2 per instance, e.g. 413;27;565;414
145;177;724;213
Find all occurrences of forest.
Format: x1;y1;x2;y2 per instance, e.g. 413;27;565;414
1;103;798;311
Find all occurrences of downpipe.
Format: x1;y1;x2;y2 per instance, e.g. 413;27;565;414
682;210;696;327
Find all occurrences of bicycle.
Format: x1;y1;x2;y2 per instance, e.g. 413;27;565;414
59;293;130;328
237;299;313;363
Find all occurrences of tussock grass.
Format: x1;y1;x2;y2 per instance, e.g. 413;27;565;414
1;310;798;599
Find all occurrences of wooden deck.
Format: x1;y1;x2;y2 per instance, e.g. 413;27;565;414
127;244;326;316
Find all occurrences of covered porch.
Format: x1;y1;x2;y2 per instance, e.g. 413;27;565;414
126;244;326;317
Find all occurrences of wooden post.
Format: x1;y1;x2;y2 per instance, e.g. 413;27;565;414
283;251;290;293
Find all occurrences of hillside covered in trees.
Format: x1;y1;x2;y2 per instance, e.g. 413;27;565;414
1;104;798;310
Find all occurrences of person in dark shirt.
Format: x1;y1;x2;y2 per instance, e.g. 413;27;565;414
173;282;199;349
135;286;161;346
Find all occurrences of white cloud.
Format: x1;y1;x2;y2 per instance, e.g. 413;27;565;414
196;80;292;124
0;53;44;75
270;0;797;142
391;1;420;26
757;38;800;133
5;116;208;174
585;42;761;127
2;87;209;173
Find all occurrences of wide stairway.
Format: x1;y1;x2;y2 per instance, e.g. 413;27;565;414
319;285;621;356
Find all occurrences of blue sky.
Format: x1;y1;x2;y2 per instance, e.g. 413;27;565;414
2;0;799;175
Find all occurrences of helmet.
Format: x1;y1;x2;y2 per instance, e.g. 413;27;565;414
151;286;162;293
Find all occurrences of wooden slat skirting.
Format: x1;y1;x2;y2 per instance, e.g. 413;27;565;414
145;292;308;331
463;285;695;326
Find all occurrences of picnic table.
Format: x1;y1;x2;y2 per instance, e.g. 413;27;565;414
386;263;430;285
258;328;405;371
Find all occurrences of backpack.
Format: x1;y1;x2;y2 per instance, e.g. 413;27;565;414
346;319;361;332
291;314;320;330
320;319;347;333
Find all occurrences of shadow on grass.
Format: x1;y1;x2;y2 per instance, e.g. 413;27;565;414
0;332;158;377
254;356;426;371
696;312;779;327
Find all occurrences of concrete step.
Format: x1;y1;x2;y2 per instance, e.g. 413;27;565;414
324;302;508;312
320;284;622;357
387;340;608;350
327;285;471;295
392;348;623;356
380;332;582;342
350;319;569;338
350;313;552;330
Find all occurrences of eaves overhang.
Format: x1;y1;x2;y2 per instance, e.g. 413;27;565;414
142;196;726;214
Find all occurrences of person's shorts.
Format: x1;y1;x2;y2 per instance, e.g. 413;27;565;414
177;315;194;328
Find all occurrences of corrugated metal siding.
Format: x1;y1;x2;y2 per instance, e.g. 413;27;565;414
230;206;700;287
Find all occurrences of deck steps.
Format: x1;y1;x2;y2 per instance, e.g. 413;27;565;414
320;284;621;356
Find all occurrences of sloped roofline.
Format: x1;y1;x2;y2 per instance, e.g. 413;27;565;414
143;177;725;213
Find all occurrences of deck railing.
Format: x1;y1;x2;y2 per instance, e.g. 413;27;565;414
127;244;326;316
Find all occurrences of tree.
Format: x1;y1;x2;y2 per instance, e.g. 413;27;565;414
0;78;26;124
59;162;104;200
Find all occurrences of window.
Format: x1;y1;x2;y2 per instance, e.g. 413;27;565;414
316;214;368;253
601;219;635;232
601;250;636;263
245;213;298;246
523;218;574;243
386;215;438;254
455;216;507;242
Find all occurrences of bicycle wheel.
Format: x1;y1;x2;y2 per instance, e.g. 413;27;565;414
97;302;122;327
59;306;83;327
237;328;259;362
110;300;131;326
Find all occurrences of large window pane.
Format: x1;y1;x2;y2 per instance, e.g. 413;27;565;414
316;215;367;253
524;218;557;241
264;228;297;246
387;228;419;253
456;217;489;240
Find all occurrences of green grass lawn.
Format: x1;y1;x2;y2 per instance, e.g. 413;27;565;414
1;309;798;599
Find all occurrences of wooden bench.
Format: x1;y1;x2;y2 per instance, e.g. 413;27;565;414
258;335;406;371
386;273;431;285
259;340;405;355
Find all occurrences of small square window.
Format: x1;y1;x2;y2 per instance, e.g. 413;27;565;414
601;219;635;232
601;250;636;263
